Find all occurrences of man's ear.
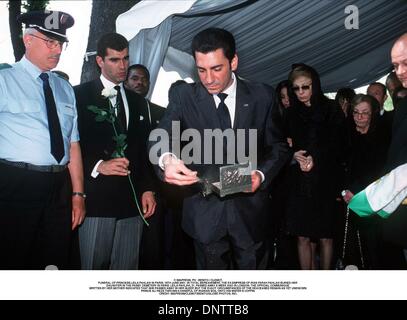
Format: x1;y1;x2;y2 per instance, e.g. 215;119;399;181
231;54;238;72
23;34;31;48
96;56;104;69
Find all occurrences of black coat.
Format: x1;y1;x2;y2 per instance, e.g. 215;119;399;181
382;97;407;247
283;99;347;238
74;79;154;219
146;100;166;128
346;122;390;194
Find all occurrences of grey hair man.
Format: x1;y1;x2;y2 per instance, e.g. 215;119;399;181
382;33;407;267
0;10;85;269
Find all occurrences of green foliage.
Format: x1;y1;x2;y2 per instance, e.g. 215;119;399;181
23;0;49;11
87;105;112;123
86;104;128;159
112;134;128;158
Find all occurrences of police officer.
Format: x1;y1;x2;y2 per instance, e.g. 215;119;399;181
0;10;85;269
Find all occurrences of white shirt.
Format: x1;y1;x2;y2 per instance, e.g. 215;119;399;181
100;74;129;128
91;76;129;178
213;72;237;127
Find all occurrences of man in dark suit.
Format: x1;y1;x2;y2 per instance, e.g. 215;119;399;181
148;28;290;269
125;64;166;127
382;33;407;267
124;63;166;269
125;64;195;269
74;33;156;270
367;82;393;142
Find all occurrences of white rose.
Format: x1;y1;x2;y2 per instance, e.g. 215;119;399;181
101;88;117;99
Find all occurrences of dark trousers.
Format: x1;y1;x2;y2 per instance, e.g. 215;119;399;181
139;198;196;270
194;236;267;270
139;200;165;269
0;163;72;270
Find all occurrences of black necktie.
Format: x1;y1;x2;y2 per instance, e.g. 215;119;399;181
39;73;64;163
114;85;127;132
217;93;232;130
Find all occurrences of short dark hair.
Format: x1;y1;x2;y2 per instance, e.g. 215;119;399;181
335;87;356;105
368;82;387;96
127;64;150;81
97;33;128;59
191;28;236;62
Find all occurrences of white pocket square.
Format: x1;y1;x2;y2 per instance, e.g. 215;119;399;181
140;115;144;121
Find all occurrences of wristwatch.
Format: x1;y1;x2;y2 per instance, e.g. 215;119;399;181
72;192;87;199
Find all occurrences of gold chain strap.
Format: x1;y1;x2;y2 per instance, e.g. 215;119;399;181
341;207;350;260
343;206;365;269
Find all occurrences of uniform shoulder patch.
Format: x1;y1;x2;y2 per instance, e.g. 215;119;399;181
54;73;69;82
0;63;12;70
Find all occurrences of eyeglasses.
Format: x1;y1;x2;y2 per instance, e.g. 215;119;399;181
30;34;67;50
292;84;311;92
353;111;371;117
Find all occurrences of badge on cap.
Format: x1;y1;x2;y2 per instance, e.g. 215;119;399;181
18;10;74;43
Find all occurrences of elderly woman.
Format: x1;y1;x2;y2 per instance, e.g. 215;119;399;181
342;94;390;269
283;64;346;270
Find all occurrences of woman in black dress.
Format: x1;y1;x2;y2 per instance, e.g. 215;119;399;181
283;64;346;269
342;94;390;268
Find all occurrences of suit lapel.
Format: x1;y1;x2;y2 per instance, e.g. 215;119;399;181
195;83;222;129
234;78;252;129
91;79;109;109
125;88;134;132
125;89;151;138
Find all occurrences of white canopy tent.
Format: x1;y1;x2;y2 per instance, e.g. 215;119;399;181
116;0;407;102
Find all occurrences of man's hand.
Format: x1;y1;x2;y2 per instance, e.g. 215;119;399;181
71;196;86;230
142;191;156;218
250;170;262;193
97;157;130;176
163;155;198;186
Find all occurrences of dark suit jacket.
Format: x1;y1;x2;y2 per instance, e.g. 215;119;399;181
146;100;166;128
74;79;154;219
150;79;290;246
382;96;407;246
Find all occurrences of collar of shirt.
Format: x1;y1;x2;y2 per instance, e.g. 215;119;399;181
213;72;237;127
100;74;129;128
20;55;47;82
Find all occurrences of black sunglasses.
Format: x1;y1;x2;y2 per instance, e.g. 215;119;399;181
292;84;311;92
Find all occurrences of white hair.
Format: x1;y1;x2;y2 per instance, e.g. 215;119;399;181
24;27;38;36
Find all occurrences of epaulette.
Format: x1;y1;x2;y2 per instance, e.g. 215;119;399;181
54;73;69;82
0;63;12;71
